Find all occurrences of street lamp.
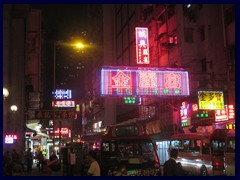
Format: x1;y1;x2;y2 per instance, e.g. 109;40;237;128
10;105;18;134
10;105;18;112
3;87;9;99
3;87;9;135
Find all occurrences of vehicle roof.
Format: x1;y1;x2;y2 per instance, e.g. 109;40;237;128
81;131;152;142
211;129;235;140
171;133;210;140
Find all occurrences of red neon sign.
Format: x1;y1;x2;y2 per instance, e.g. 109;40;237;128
192;104;198;111
215;105;228;122
52;100;75;107
136;27;150;64
228;105;235;120
101;66;190;96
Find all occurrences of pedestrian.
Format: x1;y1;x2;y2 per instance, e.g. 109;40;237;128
163;148;182;176
3;150;13;176
37;150;44;172
11;149;24;174
26;148;33;173
45;151;61;173
87;150;101;176
11;149;20;164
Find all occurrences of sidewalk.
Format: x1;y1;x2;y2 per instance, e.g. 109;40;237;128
23;162;63;176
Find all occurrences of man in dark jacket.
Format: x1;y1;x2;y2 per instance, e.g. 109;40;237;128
163;148;182;176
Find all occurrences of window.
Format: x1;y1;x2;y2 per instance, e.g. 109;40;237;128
202;142;210;154
102;142;110;151
226;137;235;153
157;14;165;27
184;28;194;43
225;6;235;26
201;58;207;73
199;26;205;42
183;140;190;151
168;5;175;19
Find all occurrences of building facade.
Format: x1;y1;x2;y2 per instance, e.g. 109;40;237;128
91;4;235;140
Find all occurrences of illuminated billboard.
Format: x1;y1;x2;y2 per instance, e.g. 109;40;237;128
5;134;17;144
198;91;224;110
52;100;75;108
136;27;150;64
101;66;190;96
180;102;191;127
52;89;72;100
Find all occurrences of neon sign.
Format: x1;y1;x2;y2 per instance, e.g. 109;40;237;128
215;105;228;122
228;105;235;120
101;66;190;96
52;100;75;108
52;89;72;100
136;27;150;64
5;134;18;144
198;91;224;110
180;102;191;127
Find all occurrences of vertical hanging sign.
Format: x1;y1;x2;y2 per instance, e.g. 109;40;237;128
136;27;150;64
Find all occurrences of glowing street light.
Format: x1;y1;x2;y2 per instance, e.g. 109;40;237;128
3;87;9;135
3;87;9;99
75;42;84;49
10;105;18;134
10;105;18;112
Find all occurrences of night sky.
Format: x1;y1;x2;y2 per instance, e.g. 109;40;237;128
29;4;96;104
31;4;89;40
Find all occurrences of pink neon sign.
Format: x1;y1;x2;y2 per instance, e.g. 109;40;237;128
101;66;190;96
136;27;150;64
5;134;18;144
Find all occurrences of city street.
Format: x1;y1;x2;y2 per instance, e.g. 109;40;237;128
22;162;62;176
3;4;235;177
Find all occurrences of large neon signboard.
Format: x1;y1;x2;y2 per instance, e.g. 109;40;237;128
136;27;150;64
198;91;224;110
101;66;190;96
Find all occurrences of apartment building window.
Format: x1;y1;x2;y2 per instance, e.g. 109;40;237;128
184;28;194;43
199;26;205;42
143;5;153;21
168;5;175;19
225;6;235;26
157;13;165;27
201;58;207;73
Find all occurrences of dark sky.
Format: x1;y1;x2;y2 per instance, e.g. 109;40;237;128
31;4;89;40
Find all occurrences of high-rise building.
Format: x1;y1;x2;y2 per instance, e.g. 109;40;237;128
91;4;235;141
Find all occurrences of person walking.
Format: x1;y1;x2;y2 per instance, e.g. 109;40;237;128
163;148;182;176
3;150;13;176
37;150;44;172
87;151;101;176
26;148;33;173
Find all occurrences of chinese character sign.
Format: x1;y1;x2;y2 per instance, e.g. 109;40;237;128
215;105;228;122
35;110;75;119
52;89;72;100
101;66;190;96
180;101;191;127
198;91;224;110
136;27;150;64
52;100;75;108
